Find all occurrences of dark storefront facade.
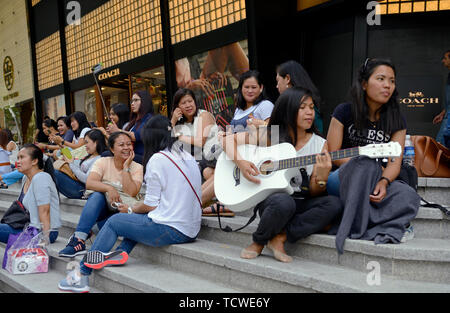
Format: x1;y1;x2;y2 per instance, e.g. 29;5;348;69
28;0;450;138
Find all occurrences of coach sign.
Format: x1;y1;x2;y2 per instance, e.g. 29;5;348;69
397;75;443;136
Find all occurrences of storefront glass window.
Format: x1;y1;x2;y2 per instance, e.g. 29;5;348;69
131;66;167;116
74;87;97;124
174;40;249;129
43;94;65;121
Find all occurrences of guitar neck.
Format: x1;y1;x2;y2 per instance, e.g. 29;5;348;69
276;147;360;170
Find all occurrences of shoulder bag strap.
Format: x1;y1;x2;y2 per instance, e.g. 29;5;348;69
158;152;202;207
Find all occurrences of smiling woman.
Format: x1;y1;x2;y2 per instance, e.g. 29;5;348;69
230;70;274;132
57;131;143;258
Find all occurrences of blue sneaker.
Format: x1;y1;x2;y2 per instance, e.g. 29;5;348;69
59;235;87;257
58;270;90;293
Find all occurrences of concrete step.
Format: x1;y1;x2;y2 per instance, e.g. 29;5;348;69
0;238;248;293
128;238;450;293
199;216;450;284
418;177;450;205
45;239;247;293
1;197;450;285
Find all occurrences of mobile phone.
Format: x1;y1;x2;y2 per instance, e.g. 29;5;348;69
61;147;73;160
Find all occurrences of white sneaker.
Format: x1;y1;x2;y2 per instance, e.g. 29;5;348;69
58;269;90;293
401;225;414;243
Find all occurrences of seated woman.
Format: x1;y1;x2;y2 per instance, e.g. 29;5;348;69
52;111;92;151
0;144;61;244
221;87;342;263
97;102;130;139
58;115;202;293
36;119;62;157
326;58;420;253
58;131;143;257
57;116;75;144
4;129;19;163
230;70;274;132
0;130;12;176
121;91;154;164
0;129;23;188
54;129;108;199
170;88;232;216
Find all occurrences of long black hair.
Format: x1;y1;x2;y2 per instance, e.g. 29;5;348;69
110;102;130;129
277;60;322;111
268;87;320;146
69;111;91;138
172;88;200;125
350;58;405;134
125;90;154;132
142;115;177;175
235;70;267;110
80;129;108;165
21;143;57;186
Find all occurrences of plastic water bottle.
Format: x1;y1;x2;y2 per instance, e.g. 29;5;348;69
403;135;415;166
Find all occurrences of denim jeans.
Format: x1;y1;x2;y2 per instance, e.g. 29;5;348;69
326;169;340;197
1;170;24;186
75;192;114;240
0;223;58;243
54;170;85;199
79;213;195;275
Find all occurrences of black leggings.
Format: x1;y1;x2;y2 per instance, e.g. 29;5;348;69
252;193;343;245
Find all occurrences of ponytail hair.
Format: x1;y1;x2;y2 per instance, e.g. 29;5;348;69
22;143;57;186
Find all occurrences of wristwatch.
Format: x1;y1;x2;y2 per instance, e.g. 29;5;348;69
127;207;133;214
315;177;327;188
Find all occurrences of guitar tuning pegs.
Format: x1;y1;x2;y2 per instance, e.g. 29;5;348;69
382;158;388;163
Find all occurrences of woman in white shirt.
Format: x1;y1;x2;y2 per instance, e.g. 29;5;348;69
230;70;274;133
59;115;201;293
170;88;232;216
221;87;342;263
0;130;12;177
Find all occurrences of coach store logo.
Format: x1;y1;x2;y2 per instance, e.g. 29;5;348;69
400;91;439;108
3;56;14;91
98;68;120;81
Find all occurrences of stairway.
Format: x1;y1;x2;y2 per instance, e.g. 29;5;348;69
0;177;448;293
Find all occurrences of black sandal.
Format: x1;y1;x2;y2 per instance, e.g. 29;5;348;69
202;203;235;217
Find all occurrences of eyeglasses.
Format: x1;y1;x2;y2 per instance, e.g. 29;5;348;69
131;98;141;103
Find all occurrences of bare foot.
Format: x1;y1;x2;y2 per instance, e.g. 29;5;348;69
240;242;264;259
267;232;292;263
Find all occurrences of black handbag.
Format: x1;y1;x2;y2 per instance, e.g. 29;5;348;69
1;200;30;229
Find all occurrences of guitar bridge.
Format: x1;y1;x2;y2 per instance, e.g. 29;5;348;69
233;166;241;186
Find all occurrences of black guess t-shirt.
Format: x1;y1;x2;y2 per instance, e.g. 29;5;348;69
332;102;406;149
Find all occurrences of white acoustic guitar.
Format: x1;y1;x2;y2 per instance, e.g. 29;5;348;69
214;141;402;212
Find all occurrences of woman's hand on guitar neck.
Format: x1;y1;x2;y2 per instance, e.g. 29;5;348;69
237;160;261;184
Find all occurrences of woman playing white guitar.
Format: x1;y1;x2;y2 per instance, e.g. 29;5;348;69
220;87;343;263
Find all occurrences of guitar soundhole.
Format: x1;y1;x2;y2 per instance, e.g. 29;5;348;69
260;160;274;176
